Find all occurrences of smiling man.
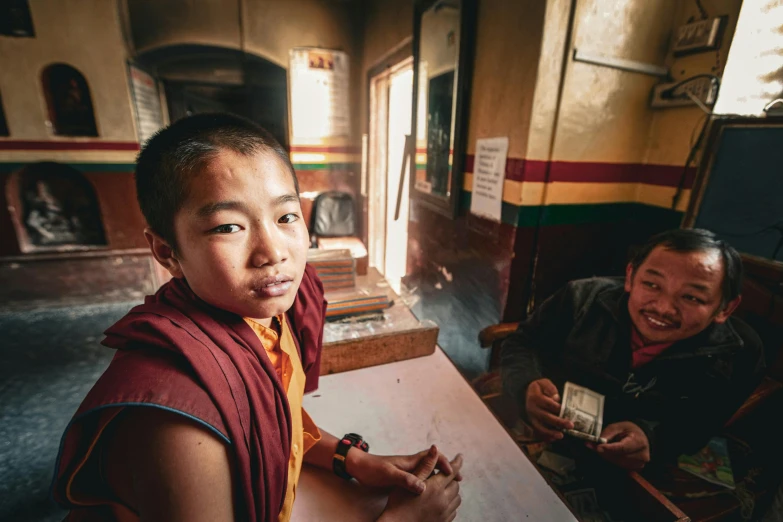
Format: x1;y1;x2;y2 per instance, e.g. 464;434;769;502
501;229;765;469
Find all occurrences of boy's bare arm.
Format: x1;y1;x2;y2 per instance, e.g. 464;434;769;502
107;408;237;522
304;429;460;491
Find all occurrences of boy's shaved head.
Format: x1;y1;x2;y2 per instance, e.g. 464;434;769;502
135;113;298;249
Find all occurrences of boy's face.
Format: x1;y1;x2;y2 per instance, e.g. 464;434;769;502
150;149;308;324
624;246;740;344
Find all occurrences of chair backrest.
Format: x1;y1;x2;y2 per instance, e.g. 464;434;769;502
311;191;356;238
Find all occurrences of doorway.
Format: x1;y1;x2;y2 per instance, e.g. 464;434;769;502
368;57;414;294
138;45;289;148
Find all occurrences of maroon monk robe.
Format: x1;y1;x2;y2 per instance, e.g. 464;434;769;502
52;264;326;522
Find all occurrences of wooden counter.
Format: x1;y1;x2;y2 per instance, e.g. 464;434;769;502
320;269;438;375
292;347;577;521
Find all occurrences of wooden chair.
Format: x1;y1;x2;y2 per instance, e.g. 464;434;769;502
473;322;521;432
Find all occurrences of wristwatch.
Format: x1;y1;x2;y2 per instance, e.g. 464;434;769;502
333;433;370;480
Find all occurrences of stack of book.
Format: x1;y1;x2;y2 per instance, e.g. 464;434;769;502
324;291;393;320
307;248;356;291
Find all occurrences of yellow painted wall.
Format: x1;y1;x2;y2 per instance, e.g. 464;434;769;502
518;0;742;209
536;0;677;164
359;0;414;136
361;0;743;212
361;0;677;207
128;0;357;69
0;0;137;141
527;0;741;167
465;0;548;159
128;0;242;56
644;0;742;166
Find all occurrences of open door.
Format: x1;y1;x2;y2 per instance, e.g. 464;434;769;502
367;57;414;294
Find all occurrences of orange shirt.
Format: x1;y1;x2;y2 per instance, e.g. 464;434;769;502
244;315;322;522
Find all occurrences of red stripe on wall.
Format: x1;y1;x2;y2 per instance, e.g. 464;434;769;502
464;154;695;188
464;155;527;181
0;140;140;151
290;146;361;153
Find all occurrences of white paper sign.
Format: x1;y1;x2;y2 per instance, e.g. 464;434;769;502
470;137;508;222
128;64;164;145
289;48;350;139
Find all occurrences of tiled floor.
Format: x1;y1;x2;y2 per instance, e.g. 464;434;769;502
0;301;138;522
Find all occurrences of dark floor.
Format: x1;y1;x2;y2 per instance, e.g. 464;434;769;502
0;301;139;522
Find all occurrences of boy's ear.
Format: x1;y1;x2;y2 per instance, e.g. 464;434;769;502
144;227;184;279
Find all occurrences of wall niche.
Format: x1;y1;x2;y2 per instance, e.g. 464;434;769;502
8;162;107;252
41;63;98;136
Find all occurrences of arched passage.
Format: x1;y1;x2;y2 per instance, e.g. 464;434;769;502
138;44;289;147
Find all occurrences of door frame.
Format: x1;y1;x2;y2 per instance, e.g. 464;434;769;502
362;40;413;245
365;39;414;273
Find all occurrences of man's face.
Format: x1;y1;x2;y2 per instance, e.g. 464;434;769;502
625;246;739;344
165;149;308;324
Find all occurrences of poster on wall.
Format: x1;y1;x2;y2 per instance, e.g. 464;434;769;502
470;137;508;223
289;48;350;140
128;63;165;145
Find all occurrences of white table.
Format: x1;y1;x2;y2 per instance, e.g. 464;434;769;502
292;347;577;521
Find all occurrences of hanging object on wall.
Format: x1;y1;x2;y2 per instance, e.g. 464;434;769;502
289;48;350;140
672;16;727;56
572;49;668;78
650;74;720;110
128;63;165;145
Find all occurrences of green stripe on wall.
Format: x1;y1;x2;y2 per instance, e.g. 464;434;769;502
458;191;683;227
0;162;136;173
539;203;682;227
292;163;359;171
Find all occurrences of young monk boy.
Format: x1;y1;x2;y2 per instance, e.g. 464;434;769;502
52;113;463;522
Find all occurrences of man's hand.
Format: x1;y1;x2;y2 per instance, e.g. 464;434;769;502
379;445;463;522
587;421;650;470
525;378;573;441
348;445;463;494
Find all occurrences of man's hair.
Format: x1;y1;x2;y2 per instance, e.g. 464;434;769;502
629;228;743;308
135;112;298;250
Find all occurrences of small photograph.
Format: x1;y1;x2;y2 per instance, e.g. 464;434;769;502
308;50;334;70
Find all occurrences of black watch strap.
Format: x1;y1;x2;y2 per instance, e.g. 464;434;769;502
333;433;369;480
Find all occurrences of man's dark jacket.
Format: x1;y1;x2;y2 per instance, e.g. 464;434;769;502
500;277;765;463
